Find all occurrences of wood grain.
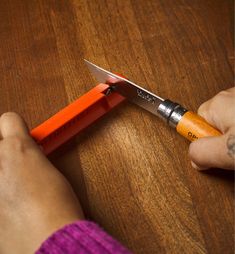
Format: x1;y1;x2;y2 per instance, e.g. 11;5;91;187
0;0;234;253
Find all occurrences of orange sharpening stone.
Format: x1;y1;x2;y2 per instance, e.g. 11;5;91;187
31;83;125;155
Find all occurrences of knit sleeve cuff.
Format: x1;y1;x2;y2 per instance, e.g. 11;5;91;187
35;220;132;254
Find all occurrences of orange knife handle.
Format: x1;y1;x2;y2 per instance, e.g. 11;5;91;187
157;99;222;141
31;84;125;155
176;111;221;141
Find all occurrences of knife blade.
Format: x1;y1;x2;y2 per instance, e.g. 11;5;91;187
85;59;221;141
85;59;164;116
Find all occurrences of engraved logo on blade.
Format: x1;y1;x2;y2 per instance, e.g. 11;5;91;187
137;89;156;104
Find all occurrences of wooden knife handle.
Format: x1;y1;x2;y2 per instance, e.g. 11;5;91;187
176;111;221;141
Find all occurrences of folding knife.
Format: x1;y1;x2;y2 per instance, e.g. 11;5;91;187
85;59;221;142
31;60;221;155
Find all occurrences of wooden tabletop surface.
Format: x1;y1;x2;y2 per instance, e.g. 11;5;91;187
0;0;234;253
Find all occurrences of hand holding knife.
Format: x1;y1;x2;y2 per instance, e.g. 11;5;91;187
31;60;221;154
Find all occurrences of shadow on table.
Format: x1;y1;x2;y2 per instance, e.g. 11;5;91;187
201;168;234;184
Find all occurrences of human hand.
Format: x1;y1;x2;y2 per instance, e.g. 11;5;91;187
0;112;84;254
189;87;235;170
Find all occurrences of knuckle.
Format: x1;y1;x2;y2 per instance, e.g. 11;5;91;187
0;136;35;169
0;112;18;121
210;91;227;108
189;141;207;169
3;136;32;153
188;141;200;164
198;101;209;116
213;90;231;104
199;90;227;116
198;102;206;113
217;90;230;97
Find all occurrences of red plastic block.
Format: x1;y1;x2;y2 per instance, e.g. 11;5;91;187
31;83;125;155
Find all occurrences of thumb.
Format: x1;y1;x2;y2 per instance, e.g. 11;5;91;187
189;130;235;170
0;112;29;139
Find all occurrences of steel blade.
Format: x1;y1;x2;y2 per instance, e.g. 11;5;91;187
85;59;164;116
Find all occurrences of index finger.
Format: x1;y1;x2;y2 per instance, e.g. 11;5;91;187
198;88;235;133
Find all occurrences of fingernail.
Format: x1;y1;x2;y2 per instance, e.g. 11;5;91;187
191;161;207;170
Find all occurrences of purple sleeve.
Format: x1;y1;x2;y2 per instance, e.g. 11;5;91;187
35;220;132;254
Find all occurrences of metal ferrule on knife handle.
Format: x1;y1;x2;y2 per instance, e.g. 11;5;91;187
157;99;221;141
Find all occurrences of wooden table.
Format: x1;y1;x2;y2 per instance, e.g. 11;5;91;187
0;0;234;253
